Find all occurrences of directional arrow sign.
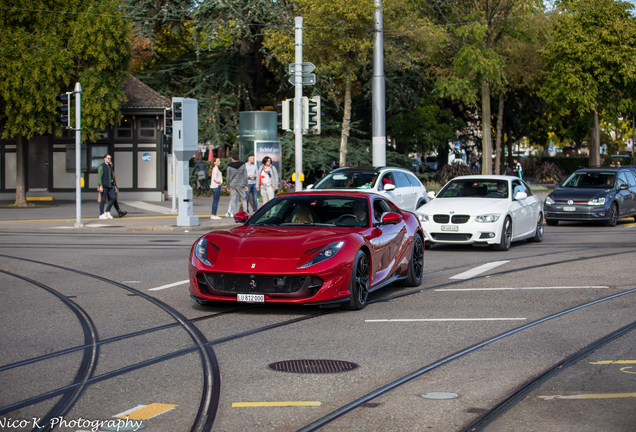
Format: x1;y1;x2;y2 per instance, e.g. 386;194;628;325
288;73;316;86
289;62;316;74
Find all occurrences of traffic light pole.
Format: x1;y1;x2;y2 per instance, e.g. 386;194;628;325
74;82;83;227
294;16;303;192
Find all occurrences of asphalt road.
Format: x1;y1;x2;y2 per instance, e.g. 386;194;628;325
1;212;635;432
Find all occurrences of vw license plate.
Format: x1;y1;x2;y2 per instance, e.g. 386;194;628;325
237;294;264;303
441;225;459;231
563;206;576;212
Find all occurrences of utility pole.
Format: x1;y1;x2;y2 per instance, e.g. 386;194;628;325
294;17;303;192
74;82;83;227
372;0;386;167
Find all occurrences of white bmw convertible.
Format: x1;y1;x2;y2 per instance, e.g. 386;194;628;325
415;175;544;251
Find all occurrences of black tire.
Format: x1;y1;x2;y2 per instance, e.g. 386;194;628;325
204;186;212;197
342;251;370;311
605;203;618;226
396;235;424;287
493;217;512;251
546;219;558;226
528;213;544;243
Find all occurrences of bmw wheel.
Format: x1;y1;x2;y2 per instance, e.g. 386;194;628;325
528;214;544;242
343;251;370;311
493;217;512;251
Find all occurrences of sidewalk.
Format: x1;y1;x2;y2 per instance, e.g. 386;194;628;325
0;195;248;232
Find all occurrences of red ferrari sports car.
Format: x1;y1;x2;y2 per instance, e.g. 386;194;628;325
189;191;424;310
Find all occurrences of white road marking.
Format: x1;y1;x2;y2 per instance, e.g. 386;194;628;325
148;280;189;291
365;318;526;322
449;261;510;280
436;286;609;292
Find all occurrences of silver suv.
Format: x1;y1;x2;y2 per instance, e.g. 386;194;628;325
307;167;429;211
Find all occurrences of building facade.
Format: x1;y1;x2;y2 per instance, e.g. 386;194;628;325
0;76;171;202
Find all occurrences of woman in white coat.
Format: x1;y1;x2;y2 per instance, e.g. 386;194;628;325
258;156;279;205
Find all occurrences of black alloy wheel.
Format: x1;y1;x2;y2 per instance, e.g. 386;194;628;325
605;203;618;226
493;217;512;251
528;214;544;242
343;251;370;310
396;235;424;287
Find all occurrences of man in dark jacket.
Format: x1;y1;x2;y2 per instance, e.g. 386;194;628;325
97;154;126;219
226;154;248;217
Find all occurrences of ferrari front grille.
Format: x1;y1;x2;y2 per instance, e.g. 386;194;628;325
203;273;324;295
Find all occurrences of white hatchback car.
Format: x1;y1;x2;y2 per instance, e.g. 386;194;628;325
416;175;544;251
307;167;429;212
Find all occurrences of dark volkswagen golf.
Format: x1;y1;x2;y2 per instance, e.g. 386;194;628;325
544;167;636;226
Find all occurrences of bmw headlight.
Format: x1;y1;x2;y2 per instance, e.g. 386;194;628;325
475;214;500;223
298;241;346;268
194;238;214;266
588;196;606;205
545;196;555;205
417;213;429;223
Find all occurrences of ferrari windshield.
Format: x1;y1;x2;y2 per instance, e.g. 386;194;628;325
561;172;616;188
247;196;370;228
437;179;509;198
312;172;378;189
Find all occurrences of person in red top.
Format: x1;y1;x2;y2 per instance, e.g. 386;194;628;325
258;156;279;204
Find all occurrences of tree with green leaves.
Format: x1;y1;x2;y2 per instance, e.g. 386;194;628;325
420;0;533;174
541;0;636;167
0;0;131;206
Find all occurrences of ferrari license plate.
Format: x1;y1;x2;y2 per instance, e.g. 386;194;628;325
441;225;459;231
563;206;576;212
237;294;264;303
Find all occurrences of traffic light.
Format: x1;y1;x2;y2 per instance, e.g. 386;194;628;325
173;102;182;121
56;93;71;129
164;108;173;136
303;96;324;134
277;99;291;131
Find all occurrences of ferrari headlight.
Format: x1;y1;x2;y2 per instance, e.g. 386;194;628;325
417;213;429;223
194;238;214;267
545;196;555;205
298;241;346;268
588;196;606;205
475;214;500;223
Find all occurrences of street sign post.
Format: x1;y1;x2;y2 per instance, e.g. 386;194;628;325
288;73;316;86
289;62;316;74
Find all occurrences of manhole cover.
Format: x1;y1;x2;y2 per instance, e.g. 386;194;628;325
268;359;359;374
421;392;460;400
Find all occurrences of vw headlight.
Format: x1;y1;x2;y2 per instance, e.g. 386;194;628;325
545;196;555;205
475;214;500;223
588;196;606;205
194;238;214;266
417;213;429;223
298;241;346;268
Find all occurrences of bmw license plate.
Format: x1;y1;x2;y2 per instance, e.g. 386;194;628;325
563;206;576;212
441;225;459;231
237;294;264;303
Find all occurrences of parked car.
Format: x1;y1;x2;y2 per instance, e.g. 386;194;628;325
544;167;636;226
189;192;425;310
306;167;429;211
424;156;438;172
415;175;544;251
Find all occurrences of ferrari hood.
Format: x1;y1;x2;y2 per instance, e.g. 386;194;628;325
203;227;349;259
417;198;506;215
